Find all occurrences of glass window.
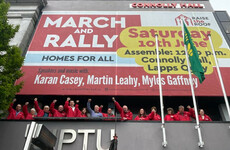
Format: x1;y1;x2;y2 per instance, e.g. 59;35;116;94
221;22;230;33
216;11;230;22
227;33;230;40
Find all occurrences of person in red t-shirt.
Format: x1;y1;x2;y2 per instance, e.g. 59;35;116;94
148;106;161;121
164;108;176;121
75;100;88;117
99;105;115;118
50;100;66;117
198;109;212;121
174;105;195;121
34;98;52;117
112;97;133;120
23;102;36;120
135;108;150;121
7;99;24;120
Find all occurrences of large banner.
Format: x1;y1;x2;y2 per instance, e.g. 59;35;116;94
16;11;230;96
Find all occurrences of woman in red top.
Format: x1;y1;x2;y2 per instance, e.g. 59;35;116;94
199;109;212;121
23;102;37;120
164;108;176;121
75;100;88;117
135;108;149;121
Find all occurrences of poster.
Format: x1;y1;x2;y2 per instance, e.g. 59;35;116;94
16;11;230;96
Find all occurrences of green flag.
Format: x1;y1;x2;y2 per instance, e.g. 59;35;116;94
183;22;205;83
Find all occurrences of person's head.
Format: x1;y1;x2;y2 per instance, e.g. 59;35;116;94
178;105;184;113
30;108;36;115
58;105;64;112
43;105;50;113
82;108;87;114
151;106;157;112
199;109;205;116
167;108;174;115
123;105;128;113
94;105;99;113
107;108;113;115
70;100;75;107
138;108;146;117
16;104;22;111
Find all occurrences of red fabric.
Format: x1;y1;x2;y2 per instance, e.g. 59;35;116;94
50;102;66;117
164;114;176;121
175;108;195;121
134;115;149;121
114;101;133;120
34;100;52;117
64;101;78;117
148;111;161;121
23;105;36;120
99;107;115;118
102;113;115;117
75;104;87;117
7;103;24;120
199;115;212;121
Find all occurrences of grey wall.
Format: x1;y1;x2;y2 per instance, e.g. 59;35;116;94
1;120;230;150
44;1;213;12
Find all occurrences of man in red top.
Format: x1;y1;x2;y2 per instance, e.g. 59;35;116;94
112;97;133;120
198;109;212;121
164;108;176;121
64;97;79;117
50;100;66;117
148;106;161;121
34;98;52;117
99;105;115;117
23;102;36;120
7;99;24;120
75;100;87;117
175;105;195;121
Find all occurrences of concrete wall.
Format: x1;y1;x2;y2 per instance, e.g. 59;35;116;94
6;0;47;56
0;120;230;150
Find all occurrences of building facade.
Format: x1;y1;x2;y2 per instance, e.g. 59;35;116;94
2;0;230;149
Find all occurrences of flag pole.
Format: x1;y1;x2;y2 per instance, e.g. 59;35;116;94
155;34;167;148
208;34;230;121
181;20;204;147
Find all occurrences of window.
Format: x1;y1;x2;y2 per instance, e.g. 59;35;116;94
221;22;230;33
216;11;230;22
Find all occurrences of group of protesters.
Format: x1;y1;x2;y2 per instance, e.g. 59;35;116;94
7;97;212;121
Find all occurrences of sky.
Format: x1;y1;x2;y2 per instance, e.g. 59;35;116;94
210;0;230;15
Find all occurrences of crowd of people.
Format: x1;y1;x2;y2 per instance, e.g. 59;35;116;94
6;97;212;121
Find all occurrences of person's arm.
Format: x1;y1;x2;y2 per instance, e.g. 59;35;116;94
99;105;103;113
134;116;139;120
187;106;195;119
23;102;29;118
34;98;42;114
148;110;155;120
206;115;212;121
174;113;180;121
50;100;58;115
127;112;133;120
154;114;161;121
64;98;70;113
87;99;93;113
75;100;81;117
8;99;16;113
19;112;25;120
112;97;123;113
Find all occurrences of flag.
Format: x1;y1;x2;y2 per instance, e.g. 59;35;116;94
183;22;205;83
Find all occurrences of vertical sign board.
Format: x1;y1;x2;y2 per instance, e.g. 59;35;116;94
16;11;230;96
